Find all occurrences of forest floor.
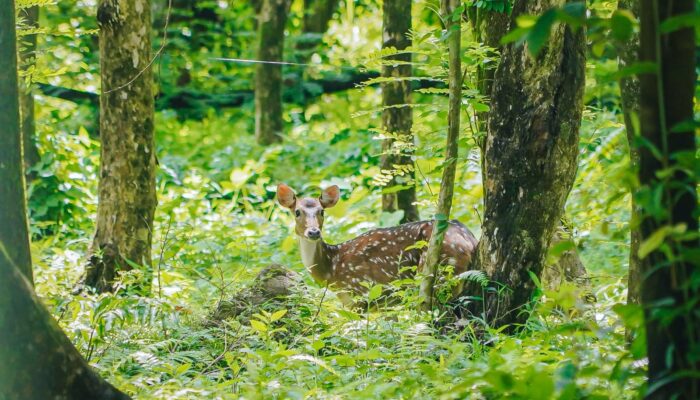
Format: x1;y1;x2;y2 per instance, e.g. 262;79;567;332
31;92;645;398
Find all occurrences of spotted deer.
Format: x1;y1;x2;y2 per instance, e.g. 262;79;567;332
277;183;478;305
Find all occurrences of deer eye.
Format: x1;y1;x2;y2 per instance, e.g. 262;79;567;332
320;209;324;217
295;209;301;217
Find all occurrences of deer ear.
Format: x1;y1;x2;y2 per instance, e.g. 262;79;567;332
319;185;339;209
277;183;297;209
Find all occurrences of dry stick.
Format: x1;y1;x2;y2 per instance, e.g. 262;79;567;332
418;0;461;311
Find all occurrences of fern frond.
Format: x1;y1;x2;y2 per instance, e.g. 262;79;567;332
457;270;489;287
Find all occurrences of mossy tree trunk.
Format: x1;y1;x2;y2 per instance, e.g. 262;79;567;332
380;0;419;223
616;0;642;307
18;5;41;181
0;6;127;397
86;0;157;293
418;0;460;309
0;0;33;285
255;0;292;145
468;5;591;298
638;0;699;397
0;258;130;399
473;0;585;328
467;6;509;145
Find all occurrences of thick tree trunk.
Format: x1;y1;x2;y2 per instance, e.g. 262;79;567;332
468;6;591;298
418;0;460;309
380;0;419;223
0;259;130;399
638;0;699;397
468;6;510;142
85;0;157;293
255;0;292;145
18;6;41;180
299;0;339;51
616;0;642;307
474;0;585;328
0;0;33;285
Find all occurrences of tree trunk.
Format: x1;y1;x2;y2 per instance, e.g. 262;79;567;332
0;0;33;285
418;0;460;309
468;6;591;300
468;6;510;144
616;0;642;307
0;6;127;397
474;0;585;329
0;259;131;399
299;0;339;51
541;226;595;303
85;0;157;293
380;0;419;223
638;0;699;397
255;0;292;145
18;5;41;181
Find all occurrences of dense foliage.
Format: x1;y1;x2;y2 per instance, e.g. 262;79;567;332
13;0;698;398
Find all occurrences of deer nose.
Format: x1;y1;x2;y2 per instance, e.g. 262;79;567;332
306;228;321;240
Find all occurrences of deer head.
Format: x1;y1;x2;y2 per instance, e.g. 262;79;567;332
276;183;339;241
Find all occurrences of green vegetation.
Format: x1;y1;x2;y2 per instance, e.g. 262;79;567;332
3;0;698;398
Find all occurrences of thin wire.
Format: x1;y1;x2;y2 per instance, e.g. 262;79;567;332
210;57;310;67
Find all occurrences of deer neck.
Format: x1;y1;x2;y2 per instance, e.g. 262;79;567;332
298;237;337;283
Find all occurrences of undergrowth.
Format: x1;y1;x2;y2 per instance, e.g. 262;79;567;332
30;88;645;398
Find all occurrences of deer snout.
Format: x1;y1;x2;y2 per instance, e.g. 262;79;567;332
305;228;321;240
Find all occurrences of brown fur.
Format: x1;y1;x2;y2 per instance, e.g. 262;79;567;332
277;184;478;304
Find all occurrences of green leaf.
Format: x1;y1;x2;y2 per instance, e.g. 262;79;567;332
637;225;685;259
527;8;557;56
250;319;267;333
659;12;700;33
610;10;635;41
368;284;383;302
527;270;543;289
270;309;287;322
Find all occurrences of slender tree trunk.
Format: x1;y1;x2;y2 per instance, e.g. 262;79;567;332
616;0;642;307
380;0;419;223
473;0;585;329
18;5;41;181
418;0;460;309
85;0;157;293
299;0;339;51
255;0;292;145
638;0;699;397
0;0;33;285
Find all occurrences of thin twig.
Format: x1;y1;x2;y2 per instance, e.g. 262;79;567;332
102;0;172;94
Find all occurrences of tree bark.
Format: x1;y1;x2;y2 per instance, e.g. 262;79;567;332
85;0;157;293
0;0;33;285
616;0;642;307
638;0;699;397
0;258;131;399
0;6;126;397
18;5;41;181
255;0;292;145
418;0;461;309
473;0;586;328
380;0;419;223
468;6;510;143
299;0;339;51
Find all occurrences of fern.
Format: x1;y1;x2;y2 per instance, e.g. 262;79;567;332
457;270;489;288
